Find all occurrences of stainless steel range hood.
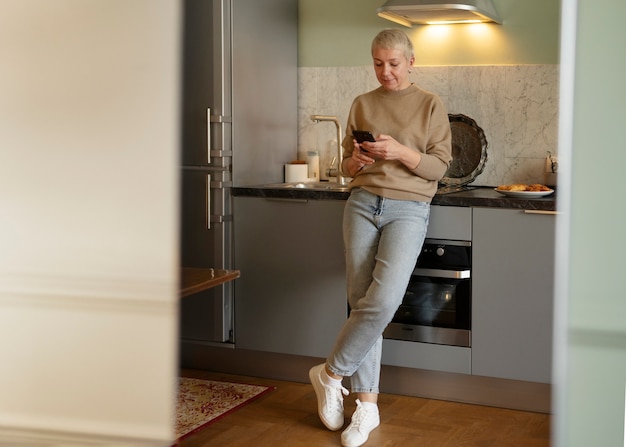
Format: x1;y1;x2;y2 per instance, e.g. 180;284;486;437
377;0;501;26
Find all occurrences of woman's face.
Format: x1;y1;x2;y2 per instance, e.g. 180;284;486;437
372;46;414;92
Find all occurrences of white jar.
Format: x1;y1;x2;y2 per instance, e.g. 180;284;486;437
305;150;320;182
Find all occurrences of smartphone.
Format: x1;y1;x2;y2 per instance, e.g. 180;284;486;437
352;130;376;144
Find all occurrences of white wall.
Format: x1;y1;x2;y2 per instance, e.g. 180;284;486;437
0;1;180;445
554;0;626;445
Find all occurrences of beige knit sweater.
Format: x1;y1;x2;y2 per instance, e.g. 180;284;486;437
341;84;452;202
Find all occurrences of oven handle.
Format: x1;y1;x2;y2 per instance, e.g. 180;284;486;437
413;268;471;279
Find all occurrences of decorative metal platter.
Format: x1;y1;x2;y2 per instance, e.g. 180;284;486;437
439;114;488;187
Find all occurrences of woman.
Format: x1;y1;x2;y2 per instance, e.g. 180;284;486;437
309;29;452;447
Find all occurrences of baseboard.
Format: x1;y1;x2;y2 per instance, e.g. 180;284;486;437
180;340;551;414
0;426;169;447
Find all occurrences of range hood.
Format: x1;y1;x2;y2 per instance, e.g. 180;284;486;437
377;0;501;26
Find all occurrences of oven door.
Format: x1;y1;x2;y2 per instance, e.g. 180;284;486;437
384;267;471;347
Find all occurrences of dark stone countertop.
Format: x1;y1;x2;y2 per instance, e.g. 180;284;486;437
232;184;557;212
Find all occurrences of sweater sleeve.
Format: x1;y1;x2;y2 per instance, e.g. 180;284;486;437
411;97;452;181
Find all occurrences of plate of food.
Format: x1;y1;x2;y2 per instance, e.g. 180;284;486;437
495;184;554;198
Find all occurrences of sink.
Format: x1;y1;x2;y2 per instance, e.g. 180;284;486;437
265;181;350;192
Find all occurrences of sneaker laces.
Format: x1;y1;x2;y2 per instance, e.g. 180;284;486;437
325;383;349;413
349;400;374;430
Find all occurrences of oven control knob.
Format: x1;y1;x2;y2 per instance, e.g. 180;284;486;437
436;247;445;256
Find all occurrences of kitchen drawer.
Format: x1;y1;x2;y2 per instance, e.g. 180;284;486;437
426;205;472;241
382;339;471;374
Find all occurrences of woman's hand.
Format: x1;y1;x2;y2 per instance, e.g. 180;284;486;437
346;139;376;176
359;134;422;170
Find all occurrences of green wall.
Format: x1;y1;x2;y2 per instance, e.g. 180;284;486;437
555;0;626;445
298;0;560;66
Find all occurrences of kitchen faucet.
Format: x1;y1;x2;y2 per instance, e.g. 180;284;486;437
310;115;347;185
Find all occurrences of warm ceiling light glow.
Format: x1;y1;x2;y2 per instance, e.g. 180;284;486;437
426;19;483;25
465;22;493;36
419;24;452;38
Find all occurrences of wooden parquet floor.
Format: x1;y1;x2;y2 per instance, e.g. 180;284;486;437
178;369;551;447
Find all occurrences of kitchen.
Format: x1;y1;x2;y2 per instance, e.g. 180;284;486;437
181;0;557;415
1;1;625;447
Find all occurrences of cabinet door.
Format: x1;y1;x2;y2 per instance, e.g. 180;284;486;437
472;208;555;383
426;205;472;241
234;197;347;357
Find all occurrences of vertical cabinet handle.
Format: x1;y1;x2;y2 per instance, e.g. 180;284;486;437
206;108;211;165
207;109;232;160
206;173;211;230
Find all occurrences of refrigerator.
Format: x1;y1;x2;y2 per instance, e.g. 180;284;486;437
180;0;298;344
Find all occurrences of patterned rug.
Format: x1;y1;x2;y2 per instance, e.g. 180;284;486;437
174;377;274;443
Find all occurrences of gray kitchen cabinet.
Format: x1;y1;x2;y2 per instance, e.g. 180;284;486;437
471;207;556;383
233;196;347;357
426;204;472;241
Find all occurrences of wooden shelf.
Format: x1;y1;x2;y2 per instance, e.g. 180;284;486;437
180;267;240;298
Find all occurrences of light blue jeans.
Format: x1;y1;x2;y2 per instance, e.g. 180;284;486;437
327;188;430;394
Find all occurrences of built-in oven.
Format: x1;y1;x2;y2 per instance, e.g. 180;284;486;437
383;238;471;347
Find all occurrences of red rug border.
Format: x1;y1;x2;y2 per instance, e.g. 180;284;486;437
173;377;275;445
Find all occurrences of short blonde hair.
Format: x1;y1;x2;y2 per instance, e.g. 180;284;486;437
371;29;414;61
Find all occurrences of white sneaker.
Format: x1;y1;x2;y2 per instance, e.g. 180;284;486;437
341;399;380;447
309;363;349;431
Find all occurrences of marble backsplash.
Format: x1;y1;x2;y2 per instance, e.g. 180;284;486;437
298;65;559;187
